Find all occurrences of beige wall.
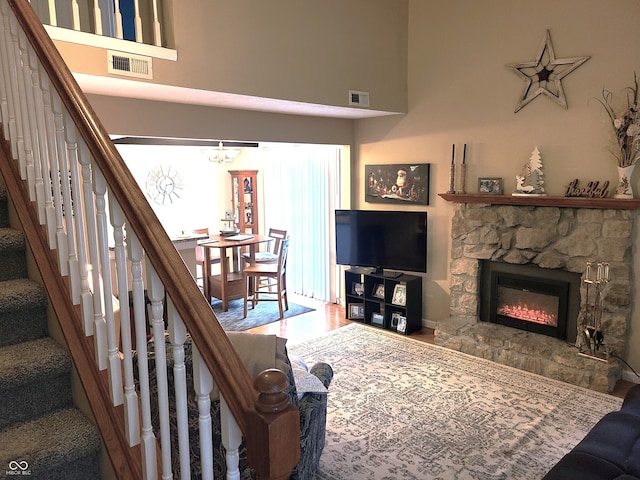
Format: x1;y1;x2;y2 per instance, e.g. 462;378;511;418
354;0;640;373
57;0;408;113
73;1;640;376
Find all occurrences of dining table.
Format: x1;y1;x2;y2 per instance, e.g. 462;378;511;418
199;234;273;311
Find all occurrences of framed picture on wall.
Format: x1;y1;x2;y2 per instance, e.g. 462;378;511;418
365;164;430;205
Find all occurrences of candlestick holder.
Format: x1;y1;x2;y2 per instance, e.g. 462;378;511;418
458;163;467;194
447;162;456;194
447;144;456;194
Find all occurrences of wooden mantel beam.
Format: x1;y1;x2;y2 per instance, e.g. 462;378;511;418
438;193;640;210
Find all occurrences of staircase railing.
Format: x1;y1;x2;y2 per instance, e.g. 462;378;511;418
0;1;300;479
29;0;168;47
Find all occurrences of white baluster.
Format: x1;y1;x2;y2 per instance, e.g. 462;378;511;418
74;135;100;338
71;0;80;31
146;265;173;480
52;92;76;278
0;5;12;142
220;397;242;480
8;13;28;180
27;45;55;232
18;29;43;216
166;299;191;479
93;0;103;35
93;163;124;404
38;73;60;249
127;231;157;479
62;110;83;305
113;0;123;39
46;0;57;26
0;4;19;160
193;344;214;480
151;0;161;46
133;0;143;43
49;90;70;275
109;198;140;447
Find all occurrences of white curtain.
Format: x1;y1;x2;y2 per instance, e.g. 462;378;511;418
262;145;338;302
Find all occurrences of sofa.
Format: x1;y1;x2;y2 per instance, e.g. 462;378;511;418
543;384;640;480
137;333;333;480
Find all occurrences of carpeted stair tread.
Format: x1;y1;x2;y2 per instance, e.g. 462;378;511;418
0;407;101;479
0;279;48;346
0;227;25;251
0;338;73;429
0;228;27;281
0;337;70;387
0;278;47;313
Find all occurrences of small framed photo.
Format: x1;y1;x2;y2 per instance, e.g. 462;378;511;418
390;312;402;330
371;312;384;326
478;177;503;195
391;284;406;306
348;303;364;319
352;282;364;296
373;284;385;299
396;315;407;333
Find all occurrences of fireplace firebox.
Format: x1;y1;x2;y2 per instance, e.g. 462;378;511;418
479;261;581;342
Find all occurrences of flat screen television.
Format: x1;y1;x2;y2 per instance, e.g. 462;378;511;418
335;209;427;276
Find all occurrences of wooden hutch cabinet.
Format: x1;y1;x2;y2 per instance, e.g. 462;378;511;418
228;170;258;234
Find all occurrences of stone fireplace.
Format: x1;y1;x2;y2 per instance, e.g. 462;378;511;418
435;196;637;393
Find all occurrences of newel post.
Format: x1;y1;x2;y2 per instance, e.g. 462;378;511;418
245;369;300;480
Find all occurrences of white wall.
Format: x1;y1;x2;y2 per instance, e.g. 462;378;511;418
116;144;227;237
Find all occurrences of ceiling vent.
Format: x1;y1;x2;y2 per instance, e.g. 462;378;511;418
107;50;153;79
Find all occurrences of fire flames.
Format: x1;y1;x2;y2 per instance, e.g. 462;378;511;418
497;303;557;326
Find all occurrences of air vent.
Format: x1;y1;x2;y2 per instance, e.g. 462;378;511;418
348;90;370;108
107;50;153;79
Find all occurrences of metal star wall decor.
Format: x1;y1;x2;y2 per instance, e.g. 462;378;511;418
506;30;590;113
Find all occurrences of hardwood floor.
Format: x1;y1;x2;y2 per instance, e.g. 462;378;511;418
247;294;635;399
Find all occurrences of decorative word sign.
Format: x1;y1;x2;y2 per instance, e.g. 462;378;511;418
565;179;610;198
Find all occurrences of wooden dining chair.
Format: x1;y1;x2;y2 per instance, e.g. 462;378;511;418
242;227;287;264
243;237;289;319
194;228;223;290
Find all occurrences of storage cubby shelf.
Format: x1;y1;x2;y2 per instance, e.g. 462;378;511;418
344;268;422;335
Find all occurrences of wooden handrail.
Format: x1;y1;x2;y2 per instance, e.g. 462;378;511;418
5;1;300;478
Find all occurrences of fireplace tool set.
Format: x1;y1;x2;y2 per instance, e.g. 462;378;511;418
580;262;610;360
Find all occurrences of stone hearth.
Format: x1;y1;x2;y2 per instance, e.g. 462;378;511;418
435;200;637;393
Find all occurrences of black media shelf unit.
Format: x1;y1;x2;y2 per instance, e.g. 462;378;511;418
344;267;422;335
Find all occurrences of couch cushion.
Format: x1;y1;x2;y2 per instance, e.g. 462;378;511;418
227;332;290;378
543;409;640;480
574;411;640;471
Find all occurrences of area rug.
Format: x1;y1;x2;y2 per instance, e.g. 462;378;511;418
287;323;623;480
211;298;314;331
